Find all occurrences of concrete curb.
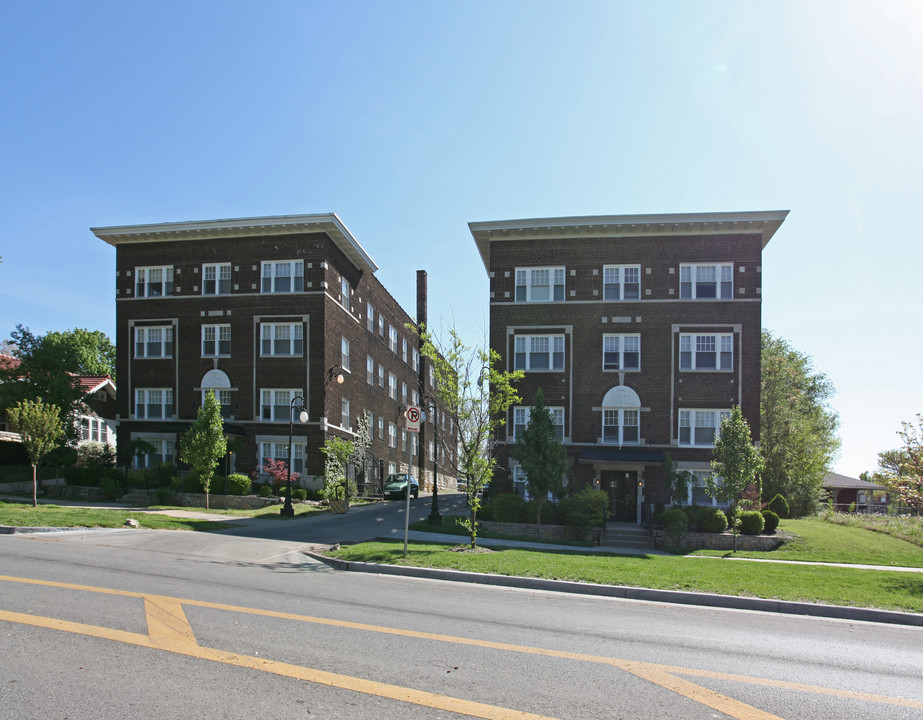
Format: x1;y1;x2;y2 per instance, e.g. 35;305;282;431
304;551;923;628
1;525;91;534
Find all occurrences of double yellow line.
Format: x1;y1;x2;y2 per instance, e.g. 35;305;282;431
1;574;919;719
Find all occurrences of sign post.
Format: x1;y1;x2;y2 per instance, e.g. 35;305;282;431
403;406;421;557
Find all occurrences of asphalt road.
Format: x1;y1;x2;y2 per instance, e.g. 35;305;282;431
2;526;922;719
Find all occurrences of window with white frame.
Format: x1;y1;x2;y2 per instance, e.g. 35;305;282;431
261;323;303;357
261;260;304;294
411;389;419;406
402;338;408;363
366;302;375;332
202;263;231;295
389;325;398;353
685;470;728;507
378;365;384;388
402;429;407;452
378;315;384;336
678;409;731;447
135;389;174;419
679;333;733;370
378;417;384;440
602;334;640;371
388;373;397;400
515;267;565;303
202;389;233;417
134;326;173;358
602;408;639;445
80;417;109;444
366;355;374;385
388;462;396;475
202;324;231;357
401;382;407;404
412;349;419;372
260;389;302;422
340;277;350;310
341;398;351;429
514;334;565;371
133;437;175;467
603;265;641;301
679;263;733;299
512;406;564;442
341;337;350;371
389;422;397;448
135;266;173;298
259;441;304;476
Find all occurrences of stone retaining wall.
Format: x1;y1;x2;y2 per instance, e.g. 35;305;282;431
480;520;601;544
653;529;783;551
45;485;105;501
173;492;275;510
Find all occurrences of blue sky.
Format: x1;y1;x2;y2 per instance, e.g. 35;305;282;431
1;0;921;477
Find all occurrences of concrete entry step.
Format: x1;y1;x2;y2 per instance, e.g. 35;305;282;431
602;522;653;549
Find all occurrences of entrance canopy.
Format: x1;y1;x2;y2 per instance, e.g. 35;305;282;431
579;449;664;464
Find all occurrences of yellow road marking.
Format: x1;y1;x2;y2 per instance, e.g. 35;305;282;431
2;574;921;716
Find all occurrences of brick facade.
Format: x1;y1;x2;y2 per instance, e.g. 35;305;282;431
470;211;787;523
93;214;453;491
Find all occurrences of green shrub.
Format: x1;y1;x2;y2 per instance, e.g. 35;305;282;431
761;510;780;533
739;510;765;535
154;487;174;505
490;493;528;523
767;494;789;518
661;507;688;544
226;473;251;496
697;507;729;533
180;473;204;493
258;484;273;498
292;488;308;502
527;499;561;525
77;442;116;468
303;488;322;501
63;466;84;486
99;475;121;501
560;488;608;530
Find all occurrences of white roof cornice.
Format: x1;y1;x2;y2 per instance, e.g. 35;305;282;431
469;210;789;273
92;213;378;273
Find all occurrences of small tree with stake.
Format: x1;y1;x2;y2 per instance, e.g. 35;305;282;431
179;391;227;510
7;398;64;507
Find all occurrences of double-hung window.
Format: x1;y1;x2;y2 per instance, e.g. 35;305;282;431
341;398;351;429
341;337;350;371
202;324;230;357
514;334;565;371
202;263;231;295
389;422;397;448
203;389;233;417
515;267;565;302
388;373;397;400
261;323;303;357
603;265;641;301
602;409;639;445
678;409;731;446
135;389;174;420
134;438;176;468
679;333;733;370
261;260;303;293
512;406;564;441
687;470;727;507
679;263;733;299
340;277;350;310
135;326;173;358
260;389;302;422
389;326;398;353
366;303;375;332
259;441;304;475
135;266;173;298
602;334;640;371
366;355;374;385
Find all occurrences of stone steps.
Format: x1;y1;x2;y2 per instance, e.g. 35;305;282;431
601;522;653;549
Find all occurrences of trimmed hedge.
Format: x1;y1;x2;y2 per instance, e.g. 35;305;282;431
738;510;765;535
767;494;789;518
226;473;251;496
697;507;728;533
490;493;528;523
761;509;780;533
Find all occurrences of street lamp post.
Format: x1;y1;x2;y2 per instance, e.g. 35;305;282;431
282;395;309;517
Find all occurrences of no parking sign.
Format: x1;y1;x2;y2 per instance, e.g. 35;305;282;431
405;405;421;433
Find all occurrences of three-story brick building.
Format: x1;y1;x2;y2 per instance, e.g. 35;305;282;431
470;210;787;523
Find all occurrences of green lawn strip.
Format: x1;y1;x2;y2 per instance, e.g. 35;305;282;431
144;503;325;519
0;501;231;531
409;514;593;547
681;518;923;568
328;540;923;613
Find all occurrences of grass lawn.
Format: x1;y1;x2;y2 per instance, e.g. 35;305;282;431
681;517;923;568
144;503;326;519
0;500;232;531
328;539;923;613
410;514;593;547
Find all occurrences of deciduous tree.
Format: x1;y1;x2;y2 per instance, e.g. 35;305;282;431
877;414;923;515
710;406;764;549
179;391;227;509
7;399;64;507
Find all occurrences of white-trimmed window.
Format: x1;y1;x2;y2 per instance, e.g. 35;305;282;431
679;409;731;447
261;260;304;294
401;382;408;404
135;389;174;420
388;373;397;400
341;398;351;429
412;349;419;372
603;265;641;301
679;333;733;370
340;277;350;310
402;338;408;363
133;437;175;467
515;266;565;303
202;389;233;417
685;470;728;507
680;263;733;299
411;389;419;406
512;406;564;442
260;389;302;422
378;365;384;388
378;417;384;440
512;464;528;498
203;263;231;295
80;417;110;444
202;324;231;357
389;421;397;448
135;266;173;298
402;429;407;452
134;326;173;358
514;335;565;371
259;441;304;476
389;325;398;353
341;337;350;371
602;409;639;445
261;323;303;357
602;334;640;371
366;355;374;385
378;315;384;337
366;302;375;332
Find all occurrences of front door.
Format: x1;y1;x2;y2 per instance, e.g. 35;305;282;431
602;470;638;522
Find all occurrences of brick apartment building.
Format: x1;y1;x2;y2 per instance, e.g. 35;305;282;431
470;210;788;524
92;213;452;491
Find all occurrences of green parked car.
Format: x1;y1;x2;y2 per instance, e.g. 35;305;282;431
383;473;419;499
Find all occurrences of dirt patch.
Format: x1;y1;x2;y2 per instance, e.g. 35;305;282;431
448;545;494;553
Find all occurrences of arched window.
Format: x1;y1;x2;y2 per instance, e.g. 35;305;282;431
601;385;640;445
201;370;232;417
